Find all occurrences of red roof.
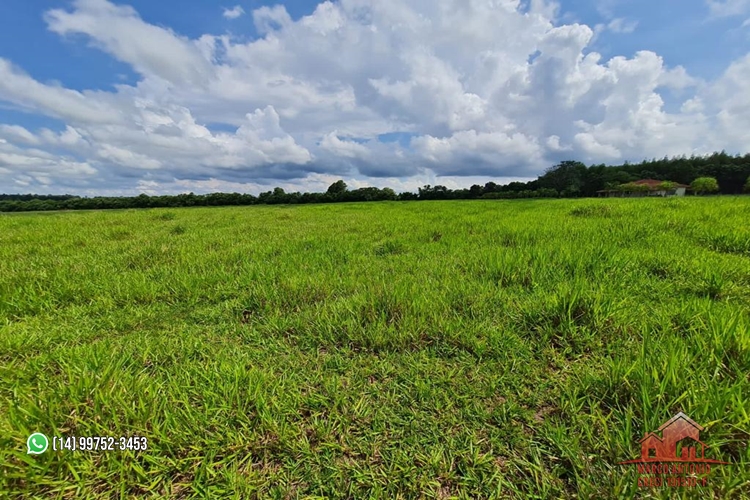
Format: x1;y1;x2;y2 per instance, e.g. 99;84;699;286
632;179;690;188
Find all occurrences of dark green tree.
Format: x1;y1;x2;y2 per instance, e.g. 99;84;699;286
538;160;587;195
327;180;348;195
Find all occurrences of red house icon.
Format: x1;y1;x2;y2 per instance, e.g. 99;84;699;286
620;413;728;464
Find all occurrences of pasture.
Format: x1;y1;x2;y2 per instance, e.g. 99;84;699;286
1;198;748;498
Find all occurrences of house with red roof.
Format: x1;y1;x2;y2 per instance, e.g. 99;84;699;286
597;179;690;198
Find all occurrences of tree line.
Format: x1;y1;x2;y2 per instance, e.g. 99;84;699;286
2;151;750;212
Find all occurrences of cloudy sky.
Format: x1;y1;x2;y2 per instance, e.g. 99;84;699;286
0;0;749;195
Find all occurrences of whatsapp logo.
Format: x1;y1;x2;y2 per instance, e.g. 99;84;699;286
27;433;49;455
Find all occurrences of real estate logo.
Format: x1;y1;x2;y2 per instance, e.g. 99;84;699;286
620;412;729;488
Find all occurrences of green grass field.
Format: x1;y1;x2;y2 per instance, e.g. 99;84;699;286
1;198;748;499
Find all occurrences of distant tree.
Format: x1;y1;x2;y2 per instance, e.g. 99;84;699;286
452;188;470;199
617;182;651;194
176;192;197;206
327;180;348;195
537;188;559;198
538;160;587;194
133;193;151;208
381;187;397;201
658;181;677;191
691;177;719;195
744;177;750;193
417;185;450;200
505;181;528;192
480;192;504;199
638;170;661;180
433;185;450;199
398;191;418;201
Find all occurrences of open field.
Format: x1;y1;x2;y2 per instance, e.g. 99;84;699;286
1;198;749;499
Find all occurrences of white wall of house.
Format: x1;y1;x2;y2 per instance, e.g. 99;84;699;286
654;188;687;197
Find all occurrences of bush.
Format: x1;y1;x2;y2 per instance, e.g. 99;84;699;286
691;177;719;195
537;188;559;198
617;183;651;193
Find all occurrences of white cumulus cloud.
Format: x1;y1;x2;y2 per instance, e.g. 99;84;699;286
223;5;245;20
0;0;747;194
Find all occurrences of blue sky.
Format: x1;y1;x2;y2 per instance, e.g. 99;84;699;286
566;0;749;74
0;0;749;195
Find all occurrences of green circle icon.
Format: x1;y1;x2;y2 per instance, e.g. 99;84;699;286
27;433;49;454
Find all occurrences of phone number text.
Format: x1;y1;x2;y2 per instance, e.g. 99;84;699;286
51;436;148;452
